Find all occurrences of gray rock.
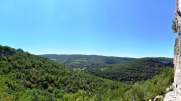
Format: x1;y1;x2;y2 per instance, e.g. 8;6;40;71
164;0;181;101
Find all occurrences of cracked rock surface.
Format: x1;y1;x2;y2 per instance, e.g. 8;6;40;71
164;0;181;101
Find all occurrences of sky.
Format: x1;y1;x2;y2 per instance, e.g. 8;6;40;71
0;0;177;58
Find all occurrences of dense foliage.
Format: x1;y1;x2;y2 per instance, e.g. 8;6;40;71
40;54;135;68
86;58;173;82
0;45;130;101
124;67;174;101
0;45;174;101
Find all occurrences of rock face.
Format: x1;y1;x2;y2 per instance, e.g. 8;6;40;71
164;91;175;101
173;0;181;100
164;0;181;101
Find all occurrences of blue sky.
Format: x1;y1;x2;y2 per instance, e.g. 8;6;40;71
0;0;177;58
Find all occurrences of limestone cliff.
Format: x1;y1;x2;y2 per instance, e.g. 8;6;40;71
164;0;181;100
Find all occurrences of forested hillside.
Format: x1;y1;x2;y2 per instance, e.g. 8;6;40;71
86;58;173;82
41;54;173;83
40;54;135;68
0;45;174;101
0;45;132;101
123;67;174;101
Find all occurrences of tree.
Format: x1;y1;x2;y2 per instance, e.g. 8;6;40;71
172;20;177;33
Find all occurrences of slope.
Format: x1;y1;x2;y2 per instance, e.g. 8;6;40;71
40;54;135;68
123;67;174;101
86;58;173;82
0;45;130;101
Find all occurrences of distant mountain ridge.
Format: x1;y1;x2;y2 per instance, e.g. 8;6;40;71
40;54;173;82
40;54;173;68
40;54;135;68
152;58;173;65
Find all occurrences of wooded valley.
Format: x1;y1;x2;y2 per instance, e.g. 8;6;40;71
0;45;174;101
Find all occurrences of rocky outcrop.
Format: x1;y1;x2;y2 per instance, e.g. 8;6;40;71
153;95;163;101
164;91;175;101
164;0;181;101
173;0;181;100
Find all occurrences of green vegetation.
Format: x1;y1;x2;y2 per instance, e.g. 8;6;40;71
40;54;135;68
86;58;173;82
0;45;130;100
0;45;174;101
124;67;174;101
172;20;177;33
41;54;173;83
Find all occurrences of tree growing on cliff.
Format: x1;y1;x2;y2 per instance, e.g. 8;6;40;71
172;20;177;33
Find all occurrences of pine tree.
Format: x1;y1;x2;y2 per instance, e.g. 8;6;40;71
172;20;177;33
